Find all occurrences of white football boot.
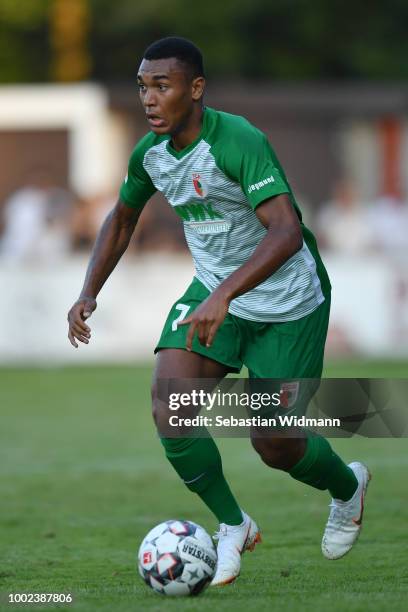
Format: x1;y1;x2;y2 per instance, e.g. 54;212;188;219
210;511;261;586
322;461;371;560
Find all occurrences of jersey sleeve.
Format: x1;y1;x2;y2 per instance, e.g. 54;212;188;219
241;132;290;208
217;120;291;209
119;136;157;209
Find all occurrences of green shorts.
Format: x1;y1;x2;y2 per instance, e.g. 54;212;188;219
155;277;331;379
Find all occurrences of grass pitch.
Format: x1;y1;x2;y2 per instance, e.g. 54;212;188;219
0;362;407;611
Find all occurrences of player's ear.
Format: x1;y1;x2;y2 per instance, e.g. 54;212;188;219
192;76;205;101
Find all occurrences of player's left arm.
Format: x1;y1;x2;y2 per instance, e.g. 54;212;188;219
180;193;302;349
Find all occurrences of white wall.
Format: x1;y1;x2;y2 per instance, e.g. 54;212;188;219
0;254;407;364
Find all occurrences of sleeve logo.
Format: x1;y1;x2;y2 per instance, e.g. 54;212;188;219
248;174;275;194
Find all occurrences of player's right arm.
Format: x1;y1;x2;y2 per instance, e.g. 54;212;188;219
67;133;157;348
67;200;142;348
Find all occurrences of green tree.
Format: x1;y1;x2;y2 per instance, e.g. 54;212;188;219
1;0;408;83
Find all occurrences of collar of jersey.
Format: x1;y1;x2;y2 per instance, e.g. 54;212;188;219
166;107;209;159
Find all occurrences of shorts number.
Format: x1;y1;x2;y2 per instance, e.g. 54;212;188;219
172;303;190;331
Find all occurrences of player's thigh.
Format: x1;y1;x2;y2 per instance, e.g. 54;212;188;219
152;277;242;435
243;295;331;421
155;277;242;373
154;348;230;379
243;295;331;379
152;349;230;436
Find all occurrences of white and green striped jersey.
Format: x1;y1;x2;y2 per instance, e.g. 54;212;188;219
120;107;330;322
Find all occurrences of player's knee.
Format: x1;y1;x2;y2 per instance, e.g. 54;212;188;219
151;380;195;436
251;434;305;471
151;381;169;433
151;401;168;433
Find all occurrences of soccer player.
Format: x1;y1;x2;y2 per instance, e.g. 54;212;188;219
67;37;370;586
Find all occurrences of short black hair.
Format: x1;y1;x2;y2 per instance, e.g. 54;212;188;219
143;37;205;79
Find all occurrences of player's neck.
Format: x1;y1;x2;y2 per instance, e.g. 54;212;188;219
170;106;204;151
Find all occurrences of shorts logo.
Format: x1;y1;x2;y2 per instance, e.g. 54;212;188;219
279;382;300;409
192;173;208;197
143;551;152;564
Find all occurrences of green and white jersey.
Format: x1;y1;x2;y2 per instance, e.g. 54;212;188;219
120;107;330;322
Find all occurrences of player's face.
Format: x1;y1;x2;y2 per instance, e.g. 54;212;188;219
137;58;204;135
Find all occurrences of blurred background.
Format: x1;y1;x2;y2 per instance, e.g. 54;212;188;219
1;0;408;364
1;4;407;608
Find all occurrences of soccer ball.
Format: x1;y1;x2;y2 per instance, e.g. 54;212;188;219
138;519;217;596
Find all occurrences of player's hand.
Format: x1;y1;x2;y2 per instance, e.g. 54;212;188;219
179;291;229;350
67;297;97;348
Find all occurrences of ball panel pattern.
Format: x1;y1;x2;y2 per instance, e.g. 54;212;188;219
138;519;217;597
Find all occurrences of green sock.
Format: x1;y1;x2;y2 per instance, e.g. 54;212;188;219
161;434;243;525
289;434;358;501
